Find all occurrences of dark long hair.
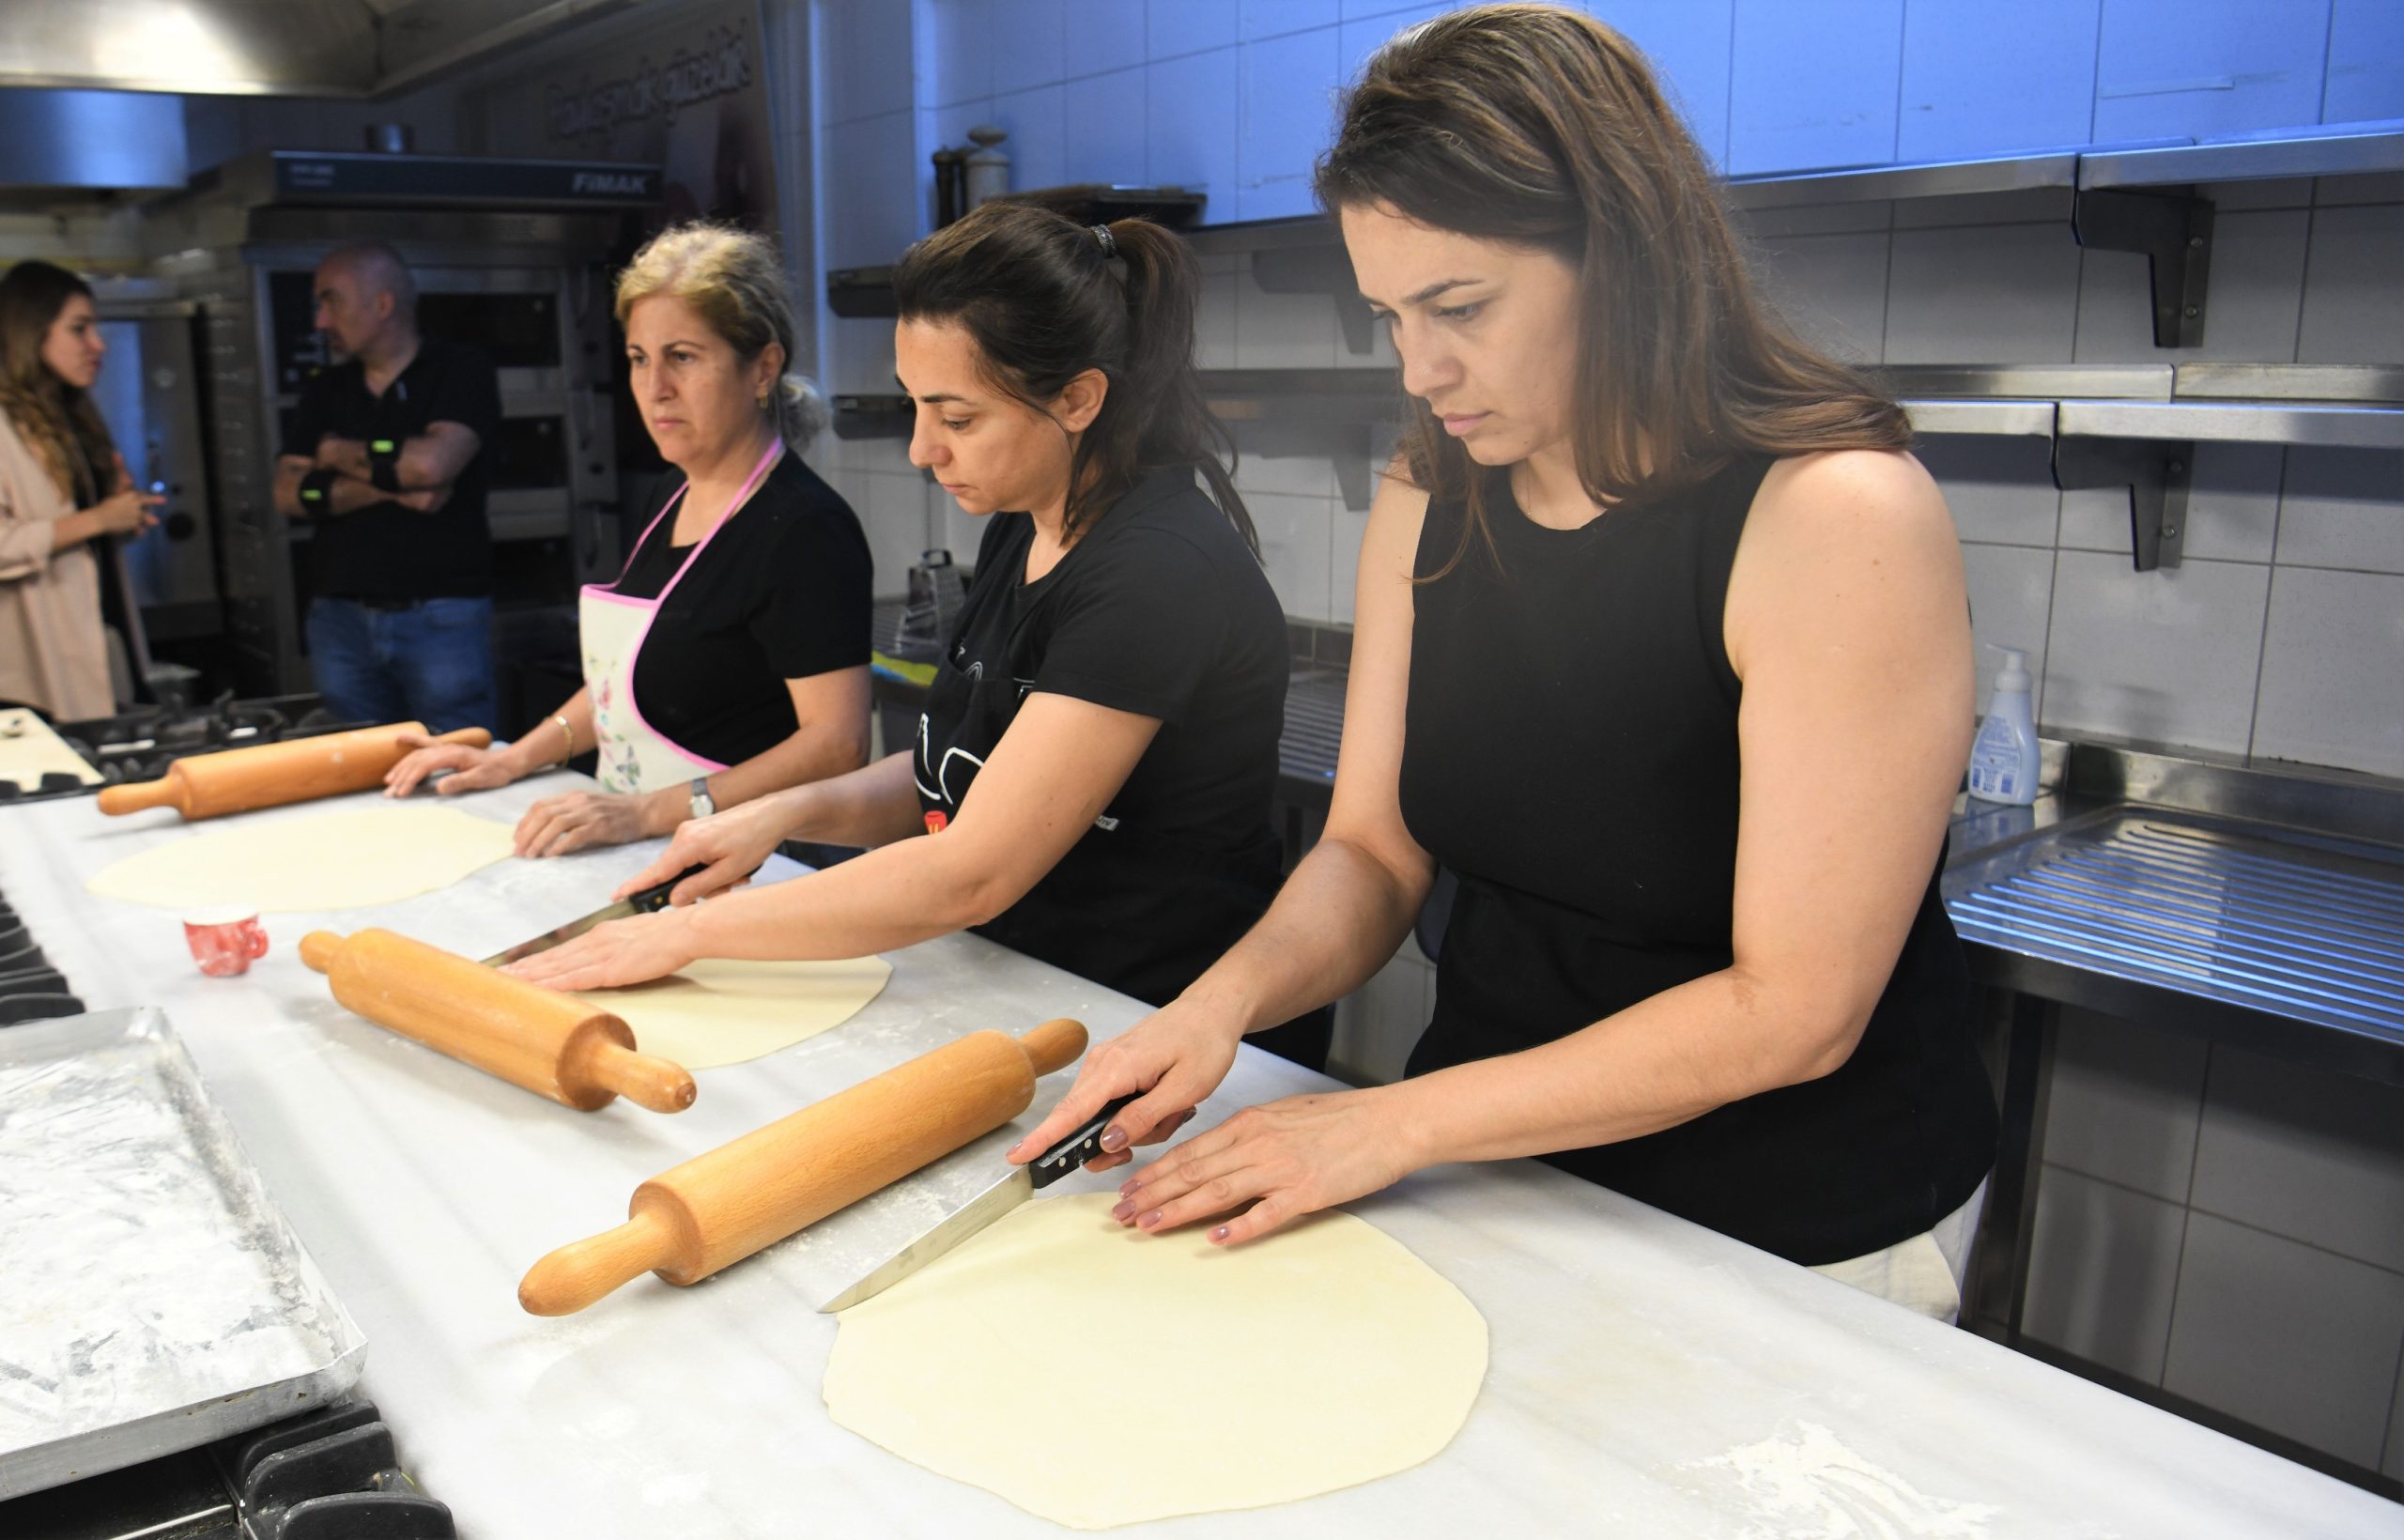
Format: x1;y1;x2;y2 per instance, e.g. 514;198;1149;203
1314;3;1910;573
0;260;117;504
891;201;1255;553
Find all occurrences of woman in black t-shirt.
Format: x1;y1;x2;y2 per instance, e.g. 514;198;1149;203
386;223;872;857
505;201;1321;1070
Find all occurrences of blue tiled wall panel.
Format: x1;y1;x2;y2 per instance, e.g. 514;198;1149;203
1238;24;1346;221
1062;65;1148;184
994;84;1070;191
1898;0;2103;161
1728;0;1907;175
1148;0;1241;60
1148;47;1242;204
989;0;1068;95
1243;0;1342;41
2092;0;2335;143
2324;0;2404;123
923;0;994;108
1063;0;1148;76
821;0;915;124
1592;0;1737;169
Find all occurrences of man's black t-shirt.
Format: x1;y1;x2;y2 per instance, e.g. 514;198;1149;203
917;469;1290;1006
608;453;872;767
283;336;502;600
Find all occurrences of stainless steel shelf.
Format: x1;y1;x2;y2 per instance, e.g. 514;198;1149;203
2175;362;2404;405
1726;151;2080;209
1883;363;2174;401
2058;398;2404;451
2079;122;2404;189
1902;398;2056;437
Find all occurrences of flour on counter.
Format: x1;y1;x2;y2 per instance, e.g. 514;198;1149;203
1684;1421;2006;1539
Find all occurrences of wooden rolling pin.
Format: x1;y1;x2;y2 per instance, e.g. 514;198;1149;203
517;1018;1087;1316
97;721;490;820
299;928;695;1114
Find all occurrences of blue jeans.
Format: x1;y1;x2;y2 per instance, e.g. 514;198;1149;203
306;596;498;734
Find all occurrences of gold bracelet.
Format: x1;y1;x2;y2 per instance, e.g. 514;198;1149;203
553;713;577;764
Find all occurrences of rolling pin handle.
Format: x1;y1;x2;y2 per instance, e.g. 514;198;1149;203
95;778;178;816
518;1207;679;1317
432;727;493;749
298;931;346;974
583;1039;699;1114
1018;1018;1087;1077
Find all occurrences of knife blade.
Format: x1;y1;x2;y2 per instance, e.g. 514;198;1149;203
817;1091;1140;1313
478;864;708;967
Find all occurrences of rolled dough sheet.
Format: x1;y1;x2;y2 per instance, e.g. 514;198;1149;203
85;804;516;913
824;1192;1487;1529
573;956;893;1070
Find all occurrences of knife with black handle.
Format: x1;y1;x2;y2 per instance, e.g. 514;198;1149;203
479;864;711;967
819;1091;1146;1313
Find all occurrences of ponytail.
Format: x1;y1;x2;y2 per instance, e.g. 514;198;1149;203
891;203;1256;554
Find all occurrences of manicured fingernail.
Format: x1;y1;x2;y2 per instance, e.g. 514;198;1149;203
1099;1126;1128;1152
1004;1139;1024;1159
1210;1225;1231;1243
1110;1199;1135;1222
1117;1178;1141;1197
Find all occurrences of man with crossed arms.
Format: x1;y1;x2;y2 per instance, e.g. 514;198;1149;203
272;241;501;732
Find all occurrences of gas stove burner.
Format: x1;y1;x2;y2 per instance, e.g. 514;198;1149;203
8;694;377;805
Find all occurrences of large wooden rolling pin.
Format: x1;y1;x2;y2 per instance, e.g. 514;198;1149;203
517;1018;1087;1316
97;720;489;820
299;928;696;1114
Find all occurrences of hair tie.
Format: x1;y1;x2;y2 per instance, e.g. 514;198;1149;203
1090;223;1117;259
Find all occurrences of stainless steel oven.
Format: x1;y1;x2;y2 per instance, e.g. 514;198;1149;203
139;150;656;700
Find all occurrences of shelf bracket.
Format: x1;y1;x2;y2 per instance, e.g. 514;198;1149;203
1220;416;1376;510
2053;436;2194;572
2072;188;2213;348
1249;247;1379;356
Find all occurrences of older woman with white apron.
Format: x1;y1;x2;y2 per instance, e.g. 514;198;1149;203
386;224;871;857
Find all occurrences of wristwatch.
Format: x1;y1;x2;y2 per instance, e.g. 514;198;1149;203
688;777;717;821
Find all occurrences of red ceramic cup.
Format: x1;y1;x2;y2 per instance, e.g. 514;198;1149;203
183;905;270;978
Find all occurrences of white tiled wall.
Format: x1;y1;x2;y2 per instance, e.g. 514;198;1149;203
2025;1010;2404;1476
1742;168;2404;779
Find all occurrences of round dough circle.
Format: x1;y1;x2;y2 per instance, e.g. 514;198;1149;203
824;1192;1487;1529
573;956;892;1069
85;804;516;913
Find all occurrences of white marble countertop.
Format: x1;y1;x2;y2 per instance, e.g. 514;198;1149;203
3;774;2396;1538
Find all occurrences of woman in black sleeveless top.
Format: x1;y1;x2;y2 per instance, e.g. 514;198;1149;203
1015;4;1997;1316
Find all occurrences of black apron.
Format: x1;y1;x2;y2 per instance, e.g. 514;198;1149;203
913;564;1284;1012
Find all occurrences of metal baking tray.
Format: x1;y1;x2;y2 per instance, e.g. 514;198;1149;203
1945;805;2404;1040
0;1007;366;1501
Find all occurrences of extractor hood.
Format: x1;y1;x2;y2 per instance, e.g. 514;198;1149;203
0;0;648;99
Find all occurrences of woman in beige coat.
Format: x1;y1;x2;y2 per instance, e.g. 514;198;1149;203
0;260;161;719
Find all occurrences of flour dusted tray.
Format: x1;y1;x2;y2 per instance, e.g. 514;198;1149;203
0;1007;366;1500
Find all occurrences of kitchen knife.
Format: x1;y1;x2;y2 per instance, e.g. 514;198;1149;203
479;865;708;967
818;1091;1141;1313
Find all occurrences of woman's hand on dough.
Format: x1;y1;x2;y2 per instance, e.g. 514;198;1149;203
384;733;519;798
613;796;784;905
501;909;695;992
1006;996;1243;1176
1112;1087;1423;1247
513;790;659;858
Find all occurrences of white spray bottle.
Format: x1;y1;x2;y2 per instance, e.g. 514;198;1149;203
1966;645;2040;806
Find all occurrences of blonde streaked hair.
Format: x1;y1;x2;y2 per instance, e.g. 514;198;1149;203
614;223;825;450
